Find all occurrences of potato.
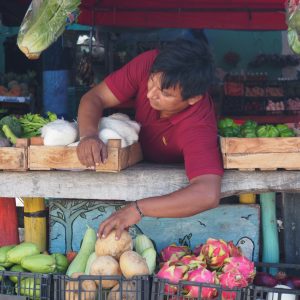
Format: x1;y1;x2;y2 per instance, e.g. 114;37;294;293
65;272;97;300
119;251;150;279
95;230;133;260
90;256;121;288
107;280;137;300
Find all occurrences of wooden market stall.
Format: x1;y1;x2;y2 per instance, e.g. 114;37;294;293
1;1;300;299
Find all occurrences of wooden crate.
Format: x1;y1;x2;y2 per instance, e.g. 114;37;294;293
220;137;300;171
29;138;143;172
0;139;28;171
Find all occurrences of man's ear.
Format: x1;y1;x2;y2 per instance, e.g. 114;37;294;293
188;95;203;106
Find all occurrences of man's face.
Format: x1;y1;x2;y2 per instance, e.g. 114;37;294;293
147;73;191;117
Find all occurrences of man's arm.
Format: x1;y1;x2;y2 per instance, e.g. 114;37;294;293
98;174;221;239
77;81;121;167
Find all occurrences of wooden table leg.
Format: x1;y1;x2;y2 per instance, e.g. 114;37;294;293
23;197;47;252
260;192;279;273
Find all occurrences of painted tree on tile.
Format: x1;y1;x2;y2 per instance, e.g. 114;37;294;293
50;200;107;252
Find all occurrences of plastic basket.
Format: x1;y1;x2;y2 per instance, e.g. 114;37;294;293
151;263;300;300
0;270;51;300
248;262;300;300
53;274;150;300
151;276;247;300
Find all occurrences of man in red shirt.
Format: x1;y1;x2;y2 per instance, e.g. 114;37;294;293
77;39;224;239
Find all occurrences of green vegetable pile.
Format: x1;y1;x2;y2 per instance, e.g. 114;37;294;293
0;112;57;145
18;112;57;138
218;118;296;138
0;116;23;139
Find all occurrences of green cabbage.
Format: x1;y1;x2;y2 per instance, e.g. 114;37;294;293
17;0;81;59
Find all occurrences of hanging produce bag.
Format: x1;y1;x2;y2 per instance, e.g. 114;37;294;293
287;0;300;54
17;0;81;59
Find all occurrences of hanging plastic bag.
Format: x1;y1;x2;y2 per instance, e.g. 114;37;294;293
287;0;300;54
17;0;81;59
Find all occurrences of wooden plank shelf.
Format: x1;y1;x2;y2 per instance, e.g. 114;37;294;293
0;166;300;199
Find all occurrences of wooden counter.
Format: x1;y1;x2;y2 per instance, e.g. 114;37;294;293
1;163;300;199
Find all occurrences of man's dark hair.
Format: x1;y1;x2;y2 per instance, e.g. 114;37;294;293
150;39;215;100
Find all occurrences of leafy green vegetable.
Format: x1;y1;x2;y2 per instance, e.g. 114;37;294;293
2;125;18;144
288;28;300;55
17;0;81;59
19;112;57;137
0;116;22;138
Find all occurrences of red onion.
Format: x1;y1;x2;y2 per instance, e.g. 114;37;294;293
253;272;278;287
281;276;300;289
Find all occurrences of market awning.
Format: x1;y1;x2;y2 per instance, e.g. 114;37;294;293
78;0;288;30
6;0;287;30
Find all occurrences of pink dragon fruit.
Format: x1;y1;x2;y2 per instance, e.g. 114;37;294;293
157;262;189;294
218;270;248;300
184;266;217;299
180;254;207;269
200;238;230;270
227;241;242;257
160;244;190;262
193;244;203;256
222;256;256;283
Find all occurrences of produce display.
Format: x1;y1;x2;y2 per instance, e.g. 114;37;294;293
223;77;300;115
1;231;300;300
0;112;58;147
0;71;36;97
0;241;69;298
64;228;155;300
218;118;296;138
156;238;255;299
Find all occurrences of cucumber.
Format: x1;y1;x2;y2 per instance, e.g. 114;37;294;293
85;252;97;274
9;265;26;283
7;242;40;264
141;247;157;274
0;245;15;264
135;234;154;255
66;226;96;277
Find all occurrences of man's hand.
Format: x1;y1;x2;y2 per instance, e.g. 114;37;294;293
98;204;142;240
77;136;108;167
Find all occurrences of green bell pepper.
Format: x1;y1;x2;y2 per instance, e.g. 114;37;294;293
256;125;279;138
279;129;296;137
276;124;290;133
218;118;238;129
240;127;257;138
241;120;257;129
220;126;240;137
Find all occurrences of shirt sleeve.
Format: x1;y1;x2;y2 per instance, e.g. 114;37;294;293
179;123;224;180
104;50;158;103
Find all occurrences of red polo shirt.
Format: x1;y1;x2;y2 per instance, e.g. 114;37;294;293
105;50;224;180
